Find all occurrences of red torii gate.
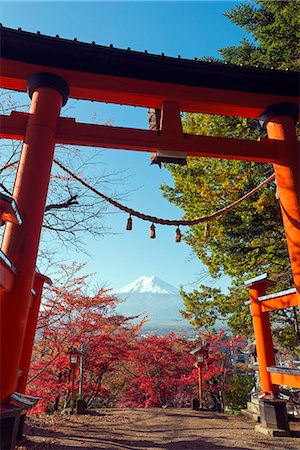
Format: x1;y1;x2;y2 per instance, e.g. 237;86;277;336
0;25;299;439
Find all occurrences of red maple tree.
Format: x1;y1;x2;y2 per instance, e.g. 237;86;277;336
118;334;196;408
27;263;142;413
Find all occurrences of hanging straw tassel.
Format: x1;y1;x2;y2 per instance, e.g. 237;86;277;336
126;215;132;230
150;223;156;239
204;222;210;239
175;227;182;243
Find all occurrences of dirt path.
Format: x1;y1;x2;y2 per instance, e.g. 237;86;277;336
18;408;300;450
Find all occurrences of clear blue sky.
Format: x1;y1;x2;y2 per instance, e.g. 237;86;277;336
1;1;245;291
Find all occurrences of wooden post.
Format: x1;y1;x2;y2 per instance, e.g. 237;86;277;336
260;103;300;305
70;365;76;414
246;275;278;395
198;365;203;409
0;73;68;402
17;273;52;394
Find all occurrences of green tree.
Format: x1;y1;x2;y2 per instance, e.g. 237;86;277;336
224;373;255;412
162;1;299;344
221;1;300;70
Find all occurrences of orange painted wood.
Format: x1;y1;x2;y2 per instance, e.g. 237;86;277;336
267;116;300;306
0;193;22;225
0;254;16;292
249;281;278;395
269;372;300;389
0;111;28;140
0;199;18;225
0;87;63;402
1;58;299;120
17;273;51;394
0;112;284;163
261;292;298;312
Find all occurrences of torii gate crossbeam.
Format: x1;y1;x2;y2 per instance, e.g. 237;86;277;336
0;110;284;163
0;26;299;117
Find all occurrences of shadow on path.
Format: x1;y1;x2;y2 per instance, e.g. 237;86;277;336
18;408;300;450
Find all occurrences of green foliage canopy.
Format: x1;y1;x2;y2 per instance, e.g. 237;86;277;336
162;1;299;342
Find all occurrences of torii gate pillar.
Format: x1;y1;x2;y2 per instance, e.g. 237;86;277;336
260;103;300;305
247;276;278;394
0;73;69;402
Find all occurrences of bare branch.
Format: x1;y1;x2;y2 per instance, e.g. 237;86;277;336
45;195;79;212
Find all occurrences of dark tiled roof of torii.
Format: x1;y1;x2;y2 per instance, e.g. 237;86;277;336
0;25;299;97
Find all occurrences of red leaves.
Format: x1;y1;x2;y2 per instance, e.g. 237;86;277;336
28;264;141;413
27;264;248;414
119;334;196;408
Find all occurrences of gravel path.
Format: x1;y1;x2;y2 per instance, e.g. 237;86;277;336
18;408;300;450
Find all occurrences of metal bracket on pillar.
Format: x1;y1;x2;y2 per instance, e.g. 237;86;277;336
27;72;70;106
259;102;299;129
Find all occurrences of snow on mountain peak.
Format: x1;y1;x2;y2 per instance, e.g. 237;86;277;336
116;275;178;295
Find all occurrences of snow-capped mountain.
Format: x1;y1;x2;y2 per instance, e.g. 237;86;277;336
116;275;178;295
115;275;191;333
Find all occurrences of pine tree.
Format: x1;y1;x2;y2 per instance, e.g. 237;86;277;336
162;1;299;349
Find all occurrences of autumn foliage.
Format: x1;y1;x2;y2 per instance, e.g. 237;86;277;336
27;264;141;413
26;266;251;414
118;335;196;408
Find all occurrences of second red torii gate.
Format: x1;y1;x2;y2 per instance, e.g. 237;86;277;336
0;26;299;413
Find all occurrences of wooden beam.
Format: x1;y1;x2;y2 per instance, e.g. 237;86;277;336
1;27;298;119
0;112;284;163
2;58;299;120
259;289;299;312
268;368;300;389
